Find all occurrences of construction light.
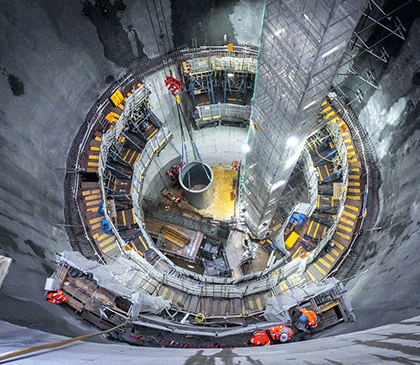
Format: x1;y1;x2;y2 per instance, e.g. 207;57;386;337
242;144;251;153
227;73;234;77
271;180;285;191
286;136;298;147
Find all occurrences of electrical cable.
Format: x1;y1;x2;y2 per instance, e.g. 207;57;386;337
0;322;126;362
145;0;162;56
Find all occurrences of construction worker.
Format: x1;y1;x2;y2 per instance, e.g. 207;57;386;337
298;307;318;330
172;195;181;203
250;331;271;346
269;325;294;343
167;170;176;180
46;290;68;304
232;161;240;170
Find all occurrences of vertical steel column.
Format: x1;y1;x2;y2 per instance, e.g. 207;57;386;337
241;0;367;238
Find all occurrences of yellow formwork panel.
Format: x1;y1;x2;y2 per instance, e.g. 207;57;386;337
285;231;300;249
110;89;124;107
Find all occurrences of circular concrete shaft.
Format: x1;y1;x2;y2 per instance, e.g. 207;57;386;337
179;162;214;209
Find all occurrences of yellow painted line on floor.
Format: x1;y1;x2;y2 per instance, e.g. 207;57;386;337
322;100;328;106
338;224;353;233
92;223;101;230
87;162;98;167
349;175;360;180
336;231;351;240
158;262;166;271
319;257;331;269
346;144;354;150
89;155;99;160
344;138;352;144
92;189;100;194
248;299;255;311
343;210;357;219
351;168;360;173
100;236;115;247
86;199;101;206
142;279;151;291
82;190;91;196
176;294;183;304
92;233;99;239
161;288;168;299
322;226;327;238
291;249;300;260
326;254;335;263
97;233;108;242
332;240;345;250
317;195;320;208
347;151;356;158
348;182;360;186
147;129;158;140
347;195;361;201
90;216;103;224
85;194;101;201
139;236;148;251
90;146;100;151
122;210;126;226
321;106;331;114
306;269;316;281
342;132;349;137
308;221;314;236
340;217;355;226
95;136;101;141
331;197;335;207
135;154;141;164
123;149;130;160
331;248;340;257
317;166;322;179
314;262;327;276
168;291;176;302
256;297;263;311
128;151;137;165
313;223;320;238
326;111;336;119
324;165;330;177
103;242;118;253
349;188;361;193
345;204;359;212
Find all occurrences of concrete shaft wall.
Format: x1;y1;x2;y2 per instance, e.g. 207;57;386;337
0;0;419;359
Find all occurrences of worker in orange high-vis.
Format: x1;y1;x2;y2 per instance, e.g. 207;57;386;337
269;325;294;343
46;290;68;304
297;307;318;330
250;331;271;346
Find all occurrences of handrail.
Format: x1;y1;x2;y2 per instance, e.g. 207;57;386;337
324;92;380;279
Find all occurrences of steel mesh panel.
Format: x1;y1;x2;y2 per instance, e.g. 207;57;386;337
241;0;367;238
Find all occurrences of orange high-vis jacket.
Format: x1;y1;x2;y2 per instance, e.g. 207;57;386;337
47;290;68;304
301;308;318;328
250;332;271;346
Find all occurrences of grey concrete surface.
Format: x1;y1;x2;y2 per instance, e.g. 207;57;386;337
0;0;420;359
1;317;420;364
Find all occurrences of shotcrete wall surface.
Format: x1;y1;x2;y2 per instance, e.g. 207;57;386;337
0;0;420;357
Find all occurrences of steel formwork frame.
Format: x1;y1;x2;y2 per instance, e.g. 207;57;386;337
240;0;368;238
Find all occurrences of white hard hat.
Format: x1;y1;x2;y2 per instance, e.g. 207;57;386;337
279;332;289;343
